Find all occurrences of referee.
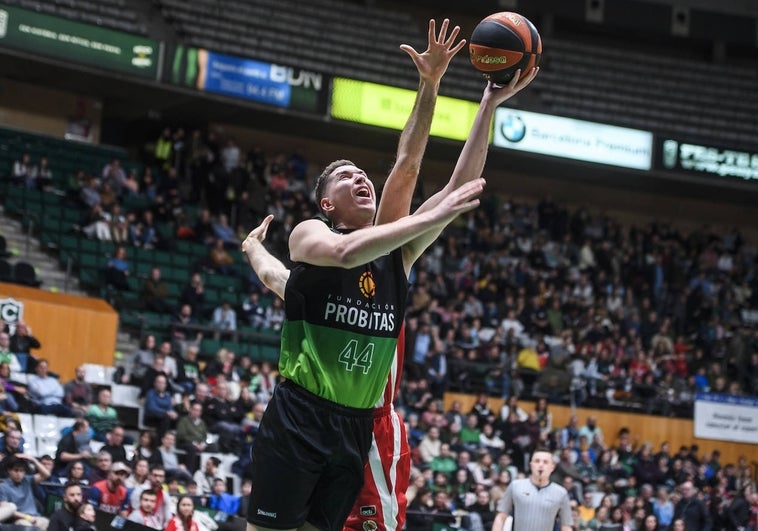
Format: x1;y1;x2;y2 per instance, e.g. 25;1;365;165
492;449;573;531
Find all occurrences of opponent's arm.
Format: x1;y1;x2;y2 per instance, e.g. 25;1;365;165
290;178;484;272
241;215;289;300
376;18;466;225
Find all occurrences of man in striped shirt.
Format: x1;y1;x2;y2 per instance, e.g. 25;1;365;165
492;449;573;531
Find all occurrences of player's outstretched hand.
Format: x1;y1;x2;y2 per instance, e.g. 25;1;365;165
400;18;467;84
484;67;540;105
433;177;486;224
242;214;274;253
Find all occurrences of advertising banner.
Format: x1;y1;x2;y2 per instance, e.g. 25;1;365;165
331;77;481;142
694;393;758;444
657;138;758;181
0;3;159;78
493;108;653;170
169;45;327;114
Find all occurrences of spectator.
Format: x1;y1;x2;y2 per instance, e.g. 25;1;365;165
79;177;101;209
180;273;207;319
264;296;285;331
101;425;128;465
87;462;130;516
176;401;214;474
241;292;267;329
125;458;149;491
11;153;33;187
176;345;202;395
9;321;42;360
673;480;712;531
74;503;97;531
152;431;192;483
165;495;201;531
0;333;23;374
212;214;237;247
142;267;172;313
143;374;178;437
128;334;156;385
193;456;221;496
207;477;239;515
0;363;21;412
171;304;201;358
48;482;83;531
208;238;236;275
105;246;131;292
0;428;25;465
61;460;89;489
129;466;172;529
126;489;161;529
101;158;126;194
88;451;113;484
54;419;93;473
418;426;442;465
211;301;237;332
203;382;244;454
109;203;129;243
86;388;119;441
27;359;72;416
63;364;94;417
130;432;155;470
0;454;51;529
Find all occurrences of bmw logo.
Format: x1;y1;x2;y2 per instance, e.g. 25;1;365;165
500;114;526;143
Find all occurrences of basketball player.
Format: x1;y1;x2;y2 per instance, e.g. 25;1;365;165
492;449;573;531
243;24;538;531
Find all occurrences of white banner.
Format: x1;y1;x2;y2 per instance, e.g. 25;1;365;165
493;108;653;170
694;393;758;444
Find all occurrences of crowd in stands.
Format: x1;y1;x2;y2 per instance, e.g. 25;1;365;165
3;125;758;530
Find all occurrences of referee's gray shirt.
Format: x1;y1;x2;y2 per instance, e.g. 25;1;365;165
496;478;573;531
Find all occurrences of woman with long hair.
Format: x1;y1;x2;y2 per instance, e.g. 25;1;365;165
165;495;200;531
131;430;157;465
125;458;150;490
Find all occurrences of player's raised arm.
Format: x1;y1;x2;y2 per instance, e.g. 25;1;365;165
376;18;466;225
241;215;289;300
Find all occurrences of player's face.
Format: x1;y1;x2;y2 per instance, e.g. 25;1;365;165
529;451;555;480
323;164;376;224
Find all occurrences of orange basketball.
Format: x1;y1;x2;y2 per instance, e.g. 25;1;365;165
469;12;542;85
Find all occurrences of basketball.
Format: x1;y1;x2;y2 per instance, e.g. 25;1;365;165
469;12;542;85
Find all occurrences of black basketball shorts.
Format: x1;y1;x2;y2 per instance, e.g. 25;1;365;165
247;380;373;531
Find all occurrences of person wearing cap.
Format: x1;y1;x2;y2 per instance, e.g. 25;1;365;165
87;461;130;517
0;453;51;529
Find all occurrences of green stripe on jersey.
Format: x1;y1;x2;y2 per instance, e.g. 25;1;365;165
279;320;397;409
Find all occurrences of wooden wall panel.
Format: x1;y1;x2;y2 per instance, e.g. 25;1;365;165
443;392;757;467
0;283;117;380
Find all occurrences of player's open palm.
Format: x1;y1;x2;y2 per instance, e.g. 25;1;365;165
433;177;486;224
400;18;466;84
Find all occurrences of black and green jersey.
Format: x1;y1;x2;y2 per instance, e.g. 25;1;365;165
280;230;409;409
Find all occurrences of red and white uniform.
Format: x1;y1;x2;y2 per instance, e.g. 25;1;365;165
344;326;409;531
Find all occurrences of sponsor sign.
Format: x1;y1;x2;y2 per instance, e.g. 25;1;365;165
658;138;758;181
331;77;481;141
694;393;758;444
0;3;159;78
169;45;327;113
0;297;23;333
493;108;653;170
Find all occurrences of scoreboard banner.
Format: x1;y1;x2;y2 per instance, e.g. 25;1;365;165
657;137;758;182
168;44;328;114
0;3;160;78
331;77;481;142
694;393;758;444
493;108;653;170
